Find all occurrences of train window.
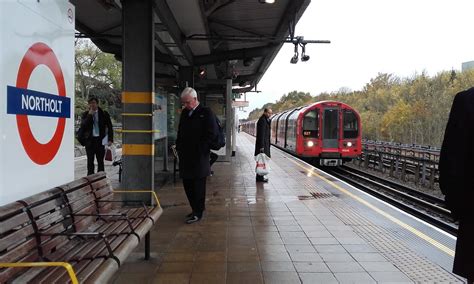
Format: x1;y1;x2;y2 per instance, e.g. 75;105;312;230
323;109;338;140
303;110;318;137
343;111;358;138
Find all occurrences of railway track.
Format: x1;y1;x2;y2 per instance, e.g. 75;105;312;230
325;165;458;236
251;134;458;236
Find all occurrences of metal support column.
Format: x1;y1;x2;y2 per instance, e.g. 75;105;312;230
231;107;236;157
162;136;169;172
122;0;155;204
224;79;232;161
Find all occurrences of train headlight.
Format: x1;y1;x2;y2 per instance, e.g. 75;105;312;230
307;141;314;147
347;142;352;147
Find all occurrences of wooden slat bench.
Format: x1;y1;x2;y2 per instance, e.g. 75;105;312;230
0;172;162;283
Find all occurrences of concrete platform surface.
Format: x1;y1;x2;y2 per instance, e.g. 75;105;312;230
75;133;463;284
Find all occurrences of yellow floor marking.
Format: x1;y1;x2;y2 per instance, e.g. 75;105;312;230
287;158;455;257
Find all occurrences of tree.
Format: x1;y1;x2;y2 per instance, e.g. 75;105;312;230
244;70;474;147
75;39;122;122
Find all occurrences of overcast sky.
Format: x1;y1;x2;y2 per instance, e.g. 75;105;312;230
238;0;474;118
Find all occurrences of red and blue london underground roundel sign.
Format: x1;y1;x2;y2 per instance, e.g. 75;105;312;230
6;42;71;165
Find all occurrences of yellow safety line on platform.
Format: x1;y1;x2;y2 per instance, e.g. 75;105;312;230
121;113;153;117
122;144;154;156
122;92;154;104
286;157;455;257
113;190;161;207
0;262;79;284
116;129;160;134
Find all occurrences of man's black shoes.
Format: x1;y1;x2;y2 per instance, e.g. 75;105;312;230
256;176;268;182
185;215;201;224
185;213;193;218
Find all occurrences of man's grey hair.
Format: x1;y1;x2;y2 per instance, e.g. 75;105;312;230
181;87;197;98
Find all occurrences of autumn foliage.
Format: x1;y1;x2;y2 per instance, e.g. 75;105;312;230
247;70;474;147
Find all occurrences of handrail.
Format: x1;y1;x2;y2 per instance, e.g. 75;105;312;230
113;190;161;208
0;262;79;284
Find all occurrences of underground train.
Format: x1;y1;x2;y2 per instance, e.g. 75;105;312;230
241;101;362;166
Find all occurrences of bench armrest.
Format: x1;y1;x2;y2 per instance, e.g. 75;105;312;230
71;213;140;240
112;190;161;208
96;199;150;208
0;262;79;284
89;201;158;228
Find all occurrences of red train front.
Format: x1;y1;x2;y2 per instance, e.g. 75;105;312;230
243;101;362;166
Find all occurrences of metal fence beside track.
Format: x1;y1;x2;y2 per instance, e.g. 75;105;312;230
353;140;441;190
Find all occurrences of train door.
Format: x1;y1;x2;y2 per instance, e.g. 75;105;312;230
322;108;339;148
284;108;298;148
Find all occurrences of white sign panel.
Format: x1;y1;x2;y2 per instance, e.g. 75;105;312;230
232;100;249;107
0;1;75;205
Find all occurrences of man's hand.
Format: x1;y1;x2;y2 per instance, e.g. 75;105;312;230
88;109;94;115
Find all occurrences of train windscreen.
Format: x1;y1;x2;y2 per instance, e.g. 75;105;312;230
302;110;318;138
343;110;358;138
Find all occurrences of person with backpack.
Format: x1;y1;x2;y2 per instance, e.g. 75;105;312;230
176;87;219;224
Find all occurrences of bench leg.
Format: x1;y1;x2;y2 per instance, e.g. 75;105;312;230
145;231;151;260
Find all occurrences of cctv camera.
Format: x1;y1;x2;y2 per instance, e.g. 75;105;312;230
290;54;298;64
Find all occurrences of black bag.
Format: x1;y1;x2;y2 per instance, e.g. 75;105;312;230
210;117;225;150
76;126;88;146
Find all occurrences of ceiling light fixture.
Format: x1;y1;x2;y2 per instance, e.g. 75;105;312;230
290;54;298;64
288;37;313;64
259;0;275;3
198;67;206;78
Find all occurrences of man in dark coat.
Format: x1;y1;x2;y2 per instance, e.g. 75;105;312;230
176;87;219;224
254;108;272;182
439;87;474;284
79;97;114;176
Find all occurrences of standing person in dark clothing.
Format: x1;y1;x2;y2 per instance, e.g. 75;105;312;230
439;87;474;284
254;108;272;182
176;87;219;224
80;97;114;176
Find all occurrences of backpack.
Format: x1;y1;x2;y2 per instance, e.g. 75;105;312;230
76;115;91;147
211;116;226;150
76;126;87;146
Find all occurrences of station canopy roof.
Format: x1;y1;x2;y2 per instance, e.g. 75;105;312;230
71;0;311;92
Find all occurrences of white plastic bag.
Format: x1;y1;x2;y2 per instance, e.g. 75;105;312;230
255;153;270;176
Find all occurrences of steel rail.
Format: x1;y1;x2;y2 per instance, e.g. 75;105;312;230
341;166;445;206
327;167;458;236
